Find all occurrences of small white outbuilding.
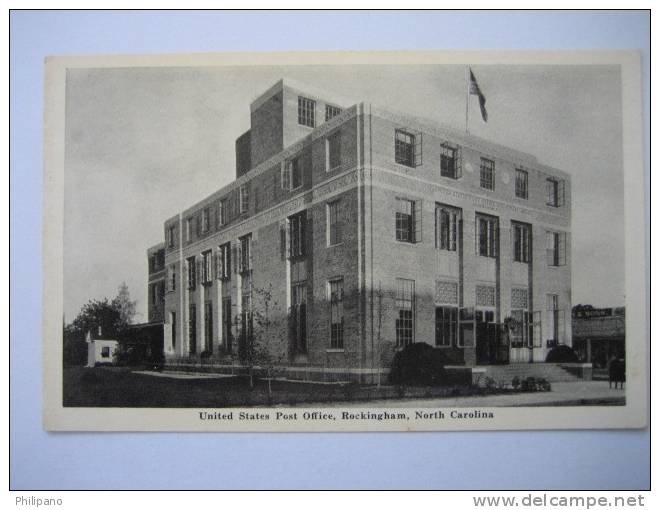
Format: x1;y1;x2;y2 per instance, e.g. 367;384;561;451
85;326;119;367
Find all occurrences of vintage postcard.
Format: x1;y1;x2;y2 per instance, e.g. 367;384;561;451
42;50;647;431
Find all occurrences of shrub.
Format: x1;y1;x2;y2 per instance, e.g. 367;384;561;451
388;343;451;386
512;376;521;390
536;378;552;392
200;350;213;360
545;345;579;363
521;376;537;392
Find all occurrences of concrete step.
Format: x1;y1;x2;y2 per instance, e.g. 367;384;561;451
479;363;582;383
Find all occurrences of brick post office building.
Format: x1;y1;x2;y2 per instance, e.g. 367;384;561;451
148;79;572;382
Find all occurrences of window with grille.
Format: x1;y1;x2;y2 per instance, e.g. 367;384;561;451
395;129;421;167
186;256;196;290
435;306;457;347
238;234;252;274
329;279;344;349
515;169;528;199
546;178;565;207
546;231;566;266
326;131;342;171
480;158;495;190
325;104;342;121
476;214;498;257
512;222;531;263
298;96;316;127
188;304;197;354
440;144;460;179
288;211;306;259
395;198;422;243
101;346;110;358
476;285;496;307
395;279;415;347
217;243;231;280
202;250;213;284
435;205;459;251
327;200;342;246
435;280;458;304
239;184;249;214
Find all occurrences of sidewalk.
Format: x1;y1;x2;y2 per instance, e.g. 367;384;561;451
317;381;625;408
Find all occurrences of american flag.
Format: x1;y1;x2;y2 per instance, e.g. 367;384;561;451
469;68;488;122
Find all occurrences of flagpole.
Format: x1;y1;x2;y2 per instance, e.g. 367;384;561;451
465;65;470;134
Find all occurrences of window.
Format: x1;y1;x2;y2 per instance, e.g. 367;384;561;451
217;243;231;280
546;231;566;266
168;265;176;291
204;301;213;353
201;208;210;233
395;279;415;347
395;198;422;243
222;297;232;353
440;144;461;179
325;104;342;121
168;225;176;248
101;346;111;358
512;222;531;263
480;158;495;190
240;272;253;351
291;282;307;353
546;294;565;348
151;283;158;305
326;131;341;171
435;306;457;347
435;204;459;251
291;157;303;190
202;250;213;284
288;211;306;258
238;234;252;274
149;256;156;273
188;304;197;354
476;214;498;257
186;256;196;290
329;279;344;349
239;184;249;214
186;217;194;242
395;129;421;167
515;168;528;199
546;178;565;207
280;161;291;191
219;199;228;227
170;311;176;350
327;201;342;246
298;96;316;127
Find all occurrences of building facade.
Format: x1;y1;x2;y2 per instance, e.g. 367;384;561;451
150;79;572;381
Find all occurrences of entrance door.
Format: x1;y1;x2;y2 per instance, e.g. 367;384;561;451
476;309;502;364
509;310;532;363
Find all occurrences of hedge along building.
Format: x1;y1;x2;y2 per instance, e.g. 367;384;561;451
154;78;572;382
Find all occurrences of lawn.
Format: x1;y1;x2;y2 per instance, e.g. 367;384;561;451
63;366;478;407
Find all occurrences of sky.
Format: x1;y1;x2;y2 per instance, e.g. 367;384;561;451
63;63;624;323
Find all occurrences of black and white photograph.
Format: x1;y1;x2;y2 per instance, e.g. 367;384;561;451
42;51;647;431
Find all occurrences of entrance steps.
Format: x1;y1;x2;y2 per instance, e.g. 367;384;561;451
478;363;586;384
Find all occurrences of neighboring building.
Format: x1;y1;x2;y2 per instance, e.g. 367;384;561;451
85;326;118;367
151;79;572;381
572;307;625;368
